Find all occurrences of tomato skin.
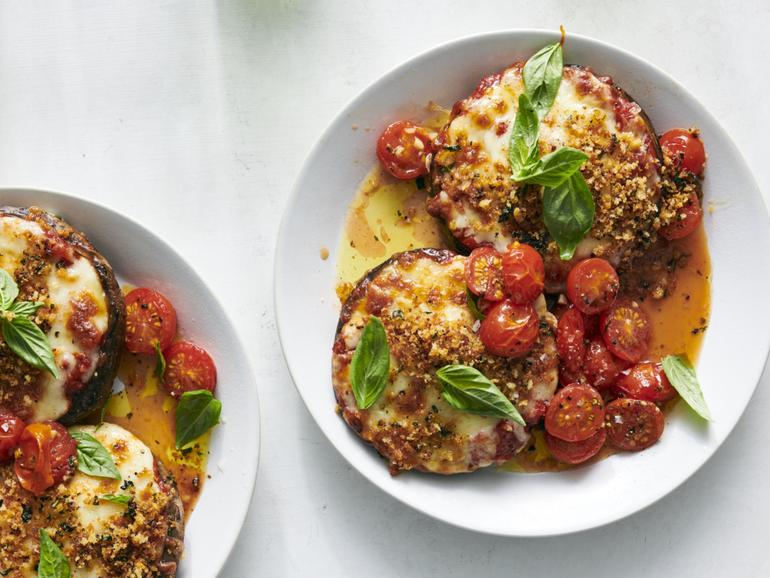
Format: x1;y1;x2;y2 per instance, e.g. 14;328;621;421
660;128;706;176
605;398;664;451
376;121;434;180
0;414;25;462
615;362;677;403
465;247;504;301
501;243;545;304
546;428;606;465
545;384;605;442
14;422;76;496
566;258;620;315
556;307;585;374
478;300;539;358
125;288;178;355
600;300;651;363
162;341;217;398
660;192;702;241
583;338;620;391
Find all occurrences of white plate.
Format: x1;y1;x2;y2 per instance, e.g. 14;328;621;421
0;189;260;575
275;30;770;536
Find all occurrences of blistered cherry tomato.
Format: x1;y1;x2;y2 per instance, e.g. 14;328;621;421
501;243;544;304
615;362;676;403
600;300;651;363
0;414;25;462
583;338;620;391
544;384;605;442
556;306;585;374
660;192;702;241
465;247;504;301
479;300;539;358
162;341;217;398
125;288;178;355
605;398;664;451
14;422;76;496
566;258;620;315
376;120;434;180
660;128;706;176
546;428;606;465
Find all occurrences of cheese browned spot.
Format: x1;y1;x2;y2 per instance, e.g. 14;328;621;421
332;249;558;475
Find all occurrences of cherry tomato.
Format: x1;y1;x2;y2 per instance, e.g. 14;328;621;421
501;243;545;304
583;314;600;339
659;192;702;241
546;428;606;465
660;128;706;176
14;422;76;496
605;398;664;451
124;288;178;355
583;338;620;391
479;300;539;358
465;247;504;301
0;414;25;461
162;341;217;398
376;120;434;180
556;306;585;374
544;384;605;442
615;362;677;403
600;300;651;363
566;258;620;315
558;364;585;388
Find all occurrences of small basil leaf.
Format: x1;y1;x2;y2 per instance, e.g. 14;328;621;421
100;493;131;506
662;354;711;420
154;342;166;379
466;289;485;321
515;147;588;187
0;269;19;311
71;431;122;480
542;171;595;260
508;93;541;176
349;316;390;409
176;389;222;449
1;316;58;377
523;41;564;119
38;529;71;578
436;365;525;426
8;301;44;318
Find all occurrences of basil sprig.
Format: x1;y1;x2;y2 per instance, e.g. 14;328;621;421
100;493;131;506
543;172;595;260
153;342;166;379
38;529;71;578
0;268;57;377
176;389;221;449
662;354;711;420
522;38;564;119
436;365;525;426
71;431;122;480
349;316;390;409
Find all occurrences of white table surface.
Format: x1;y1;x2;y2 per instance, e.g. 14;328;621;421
1;1;768;576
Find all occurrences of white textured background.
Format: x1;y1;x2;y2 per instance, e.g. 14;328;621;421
0;1;768;576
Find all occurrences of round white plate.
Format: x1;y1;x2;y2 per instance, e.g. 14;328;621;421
0;189;260;575
275;30;770;536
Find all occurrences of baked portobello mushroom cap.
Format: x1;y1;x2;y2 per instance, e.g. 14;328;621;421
0;206;125;424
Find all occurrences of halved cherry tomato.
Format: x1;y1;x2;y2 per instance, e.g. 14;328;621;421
583;314;600;339
501;243;544;304
660;128;706;176
556;306;585;374
0;414;25;461
615;362;677;403
546;428;606;465
544;384;605;442
583;338;620;391
566;258;620;315
124;288;178;355
376;120;434;180
14;422;76;496
478;300;539;358
605;398;664;451
163;341;217;398
465;247;504;301
659;192;702;240
600;300;651;363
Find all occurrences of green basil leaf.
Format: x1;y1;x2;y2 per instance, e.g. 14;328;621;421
349;316;390;409
543;171;595;260
515;147;588;187
154;341;166;379
466;289;485;321
8;301;44;318
436;365;525;426
100;493;131;506
0;269;18;311
662;354;711;420
38;529;71;578
523;41;564;119
1;316;58;377
176;389;222;449
71;431;122;480
508;93;540;176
